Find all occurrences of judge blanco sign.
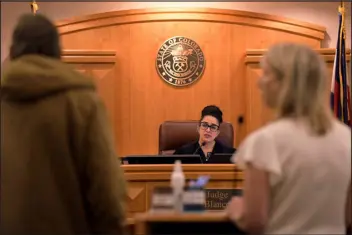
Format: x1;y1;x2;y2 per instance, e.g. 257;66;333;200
156;36;206;87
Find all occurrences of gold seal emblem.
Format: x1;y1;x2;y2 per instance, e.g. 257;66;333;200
156;36;206;87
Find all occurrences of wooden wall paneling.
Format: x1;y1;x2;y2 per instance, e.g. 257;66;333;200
244;48;351;133
62;50;121;154
57;8;327;156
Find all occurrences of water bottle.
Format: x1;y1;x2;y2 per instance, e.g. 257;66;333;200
171;160;185;212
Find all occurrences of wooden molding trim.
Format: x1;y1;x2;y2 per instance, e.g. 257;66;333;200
122;164;243;181
56;8;325;40
122;164;238;172
62;50;116;64
245;48;352;64
135;212;228;222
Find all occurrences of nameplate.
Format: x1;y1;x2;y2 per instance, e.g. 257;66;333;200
205;189;243;210
183;188;206;212
151;187;174;212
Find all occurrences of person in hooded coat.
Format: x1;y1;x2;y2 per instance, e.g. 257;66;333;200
1;14;127;235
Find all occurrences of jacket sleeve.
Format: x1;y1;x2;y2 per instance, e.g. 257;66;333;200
83;98;127;234
173;142;195;155
173;147;184;155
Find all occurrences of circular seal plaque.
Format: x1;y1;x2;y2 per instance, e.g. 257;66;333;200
156;36;206;87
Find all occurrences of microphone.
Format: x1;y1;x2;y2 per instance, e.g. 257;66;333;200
193;142;206;155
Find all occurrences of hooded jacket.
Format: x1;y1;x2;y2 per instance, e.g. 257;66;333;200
1;55;126;235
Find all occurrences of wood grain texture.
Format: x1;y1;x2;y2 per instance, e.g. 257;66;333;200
58;8;329;156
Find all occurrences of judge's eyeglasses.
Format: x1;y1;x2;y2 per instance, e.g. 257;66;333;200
199;122;219;132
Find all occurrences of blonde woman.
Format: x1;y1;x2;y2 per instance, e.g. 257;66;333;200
227;43;351;234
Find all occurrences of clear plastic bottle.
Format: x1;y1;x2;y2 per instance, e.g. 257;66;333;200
171;160;185;213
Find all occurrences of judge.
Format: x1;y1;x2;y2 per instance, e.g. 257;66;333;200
174;105;235;162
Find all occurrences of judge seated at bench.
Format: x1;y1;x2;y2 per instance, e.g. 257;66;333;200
174;105;235;162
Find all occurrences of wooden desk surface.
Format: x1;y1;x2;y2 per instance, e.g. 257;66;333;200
122;164;243;220
135;211;228;222
123;164;237;171
122;164;242;181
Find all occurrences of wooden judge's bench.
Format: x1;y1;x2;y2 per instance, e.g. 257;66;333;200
122;164;243;219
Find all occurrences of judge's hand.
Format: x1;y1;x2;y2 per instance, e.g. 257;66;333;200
226;196;245;230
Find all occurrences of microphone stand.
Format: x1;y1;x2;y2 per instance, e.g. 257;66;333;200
193;142;206;163
193;142;206;155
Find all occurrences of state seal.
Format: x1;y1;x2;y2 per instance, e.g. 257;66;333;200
156;36;206;87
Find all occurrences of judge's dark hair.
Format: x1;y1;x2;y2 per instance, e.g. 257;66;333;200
200;105;223;124
10;14;61;60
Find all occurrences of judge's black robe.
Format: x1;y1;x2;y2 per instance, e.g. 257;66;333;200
173;141;236;163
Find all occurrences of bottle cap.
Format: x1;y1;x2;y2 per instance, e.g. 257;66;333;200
174;160;182;172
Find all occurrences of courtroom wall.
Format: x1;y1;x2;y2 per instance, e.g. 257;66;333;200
1;3;351;157
1;2;352;62
55;8;330;156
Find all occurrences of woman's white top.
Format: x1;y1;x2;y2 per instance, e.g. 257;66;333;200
233;118;351;234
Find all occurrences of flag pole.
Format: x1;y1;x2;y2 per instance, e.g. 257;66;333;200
30;0;38;15
331;0;351;126
338;1;351;126
339;2;345;39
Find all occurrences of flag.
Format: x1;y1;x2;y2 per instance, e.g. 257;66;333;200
30;0;39;15
330;3;351;126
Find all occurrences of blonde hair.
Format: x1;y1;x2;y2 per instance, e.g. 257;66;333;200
264;43;333;135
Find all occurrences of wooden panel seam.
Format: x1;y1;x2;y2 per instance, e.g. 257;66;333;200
62;50;116;64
